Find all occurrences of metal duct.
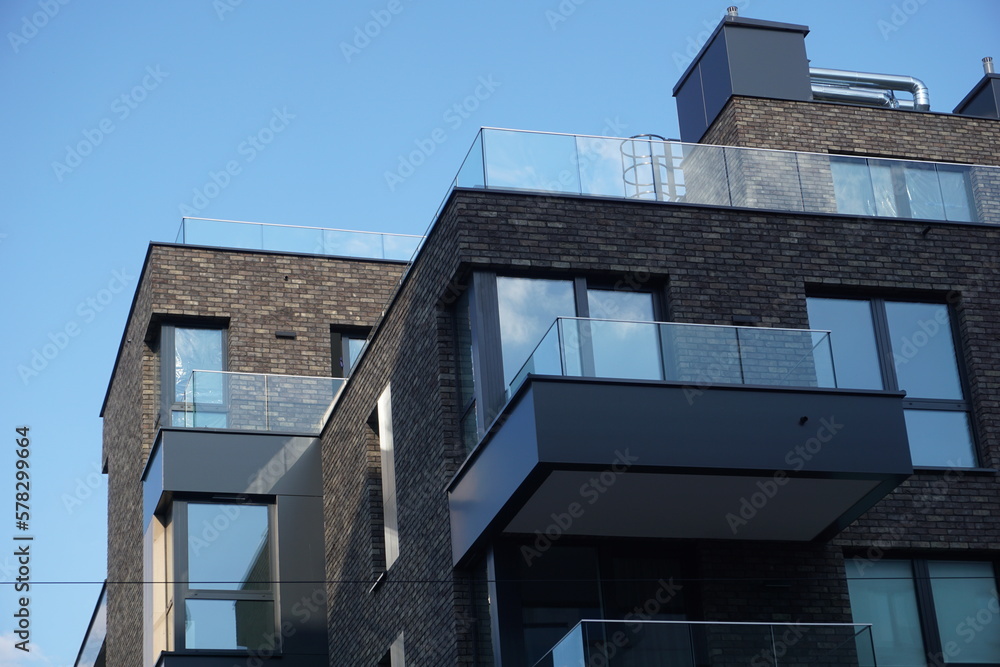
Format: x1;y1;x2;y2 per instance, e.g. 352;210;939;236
811;83;915;110
809;67;930;111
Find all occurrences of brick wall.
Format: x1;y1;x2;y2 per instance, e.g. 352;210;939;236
328;179;1000;663
102;244;402;666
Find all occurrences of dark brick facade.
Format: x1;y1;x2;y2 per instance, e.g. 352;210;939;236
323;94;1000;662
101;88;1000;667
101;245;403;666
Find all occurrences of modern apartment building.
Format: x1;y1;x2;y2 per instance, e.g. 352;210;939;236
79;8;1000;667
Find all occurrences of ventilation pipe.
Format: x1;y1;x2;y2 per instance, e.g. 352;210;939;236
726;5;739;16
810;67;930;111
984;57;995;74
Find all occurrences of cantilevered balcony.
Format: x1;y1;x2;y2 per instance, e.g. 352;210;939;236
534;620;876;667
447;318;912;565
453;128;1000;224
177;370;342;435
176;217;424;260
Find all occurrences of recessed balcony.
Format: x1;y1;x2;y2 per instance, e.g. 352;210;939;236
447;318;912;565
176;370;342;435
533;620;876;667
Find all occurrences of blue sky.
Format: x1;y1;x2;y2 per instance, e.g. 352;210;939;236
1;0;997;664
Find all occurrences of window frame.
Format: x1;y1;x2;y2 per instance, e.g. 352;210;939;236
457;271;664;452
846;556;1000;667
331;326;369;379
159;323;229;429
169;497;279;654
806;295;977;468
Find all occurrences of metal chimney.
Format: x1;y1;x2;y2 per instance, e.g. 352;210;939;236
985;57;995;75
727;6;739;16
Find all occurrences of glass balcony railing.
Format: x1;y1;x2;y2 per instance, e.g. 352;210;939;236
533;620;876;667
178;370;343;434
175;217;425;261
73;582;106;667
509;318;836;399
454;128;999;224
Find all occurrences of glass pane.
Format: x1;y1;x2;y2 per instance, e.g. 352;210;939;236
497;277;576;386
831;157;877;215
938;167;974;222
904;410;976;468
577;136;629;198
187;504;269;590
586;290;661;380
662;324;743;384
927;561;1000;664
346;337;365;375
460;406;478;454
737;327;828;387
456;130;485;189
261;224;324;254
483;129;582;194
846;559;927;667
904;163;946;220
184;599;274;650
322;229;384;259
806;298;883;390
870;162;899;217
174;328;224;402
885;302;963;400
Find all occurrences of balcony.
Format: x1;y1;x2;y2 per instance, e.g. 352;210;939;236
73;582;106;667
447;319;912;565
453;128;1000;224
177;370;343;435
534;620;876;667
175;217;424;261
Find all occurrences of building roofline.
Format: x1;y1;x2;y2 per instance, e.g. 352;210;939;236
98;241;410;418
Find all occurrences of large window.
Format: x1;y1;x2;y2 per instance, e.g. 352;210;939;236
177;501;275;651
831;157;975;222
457;273;660;452
160;325;227;428
847;558;1000;666
806;297;975;467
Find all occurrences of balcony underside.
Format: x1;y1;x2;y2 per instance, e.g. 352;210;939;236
448;378;911;566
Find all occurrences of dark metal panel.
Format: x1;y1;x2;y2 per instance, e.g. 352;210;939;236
674;65;709;144
275;495;328;656
158;430;322;497
953;75;1000;118
530;380;912;476
448;389;542;564
156;654;328;667
698;29;736;134
726;25;812;101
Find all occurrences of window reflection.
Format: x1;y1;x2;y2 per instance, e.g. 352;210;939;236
497;277;576;386
885;302;963;400
185;599;274;650
831;157;976;222
187;504;269;591
806;298;883;390
847;560;927;667
586;290;661;380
